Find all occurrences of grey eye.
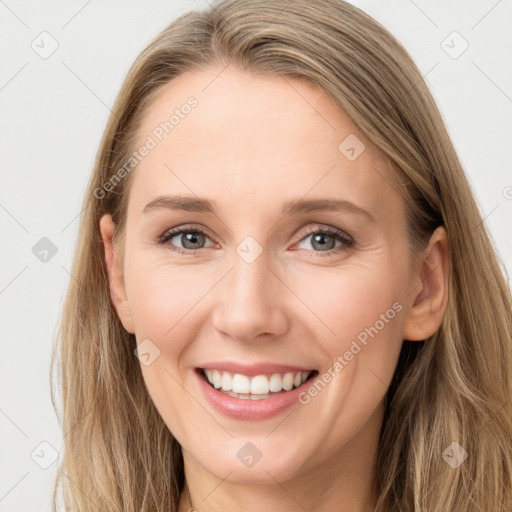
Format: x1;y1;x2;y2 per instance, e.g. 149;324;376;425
297;232;341;252
170;231;209;250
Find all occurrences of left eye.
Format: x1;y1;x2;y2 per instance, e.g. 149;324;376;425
294;228;353;255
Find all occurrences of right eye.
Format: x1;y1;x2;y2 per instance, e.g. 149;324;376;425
158;226;216;255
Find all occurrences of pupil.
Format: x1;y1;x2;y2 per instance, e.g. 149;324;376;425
313;233;334;251
183;232;204;249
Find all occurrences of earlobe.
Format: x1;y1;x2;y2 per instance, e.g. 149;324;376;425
403;226;449;341
99;214;135;334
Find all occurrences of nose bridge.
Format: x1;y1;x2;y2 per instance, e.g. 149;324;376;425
211;237;288;341
229;240;275;314
226;229;273;301
230;244;270;301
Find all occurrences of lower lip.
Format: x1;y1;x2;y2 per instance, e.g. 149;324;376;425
195;369;315;421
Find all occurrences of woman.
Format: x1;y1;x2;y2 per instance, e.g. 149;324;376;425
51;0;512;510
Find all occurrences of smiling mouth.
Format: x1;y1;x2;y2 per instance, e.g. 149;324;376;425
197;368;319;400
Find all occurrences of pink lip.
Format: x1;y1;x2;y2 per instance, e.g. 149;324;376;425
199;361;315;377
195;368;317;421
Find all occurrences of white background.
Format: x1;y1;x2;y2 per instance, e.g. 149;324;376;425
1;0;511;510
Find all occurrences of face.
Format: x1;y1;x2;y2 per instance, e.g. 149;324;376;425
101;65;434;486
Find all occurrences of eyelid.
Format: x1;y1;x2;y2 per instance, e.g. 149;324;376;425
295;224;352;242
159;223;214;241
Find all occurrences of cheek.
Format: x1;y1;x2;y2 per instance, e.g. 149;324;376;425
125;256;210;437
287;256;407;424
288;262;406;451
290;259;406;353
124;254;219;353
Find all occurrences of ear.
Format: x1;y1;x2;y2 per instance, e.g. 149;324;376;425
99;213;135;334
403;225;449;341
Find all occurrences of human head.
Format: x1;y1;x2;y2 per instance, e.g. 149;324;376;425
52;1;512;511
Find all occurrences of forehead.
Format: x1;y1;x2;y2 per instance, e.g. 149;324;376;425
128;65;404;225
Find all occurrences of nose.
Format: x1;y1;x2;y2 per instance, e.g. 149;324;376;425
210;248;290;343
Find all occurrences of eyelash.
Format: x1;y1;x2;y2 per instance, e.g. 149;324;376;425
157;224;354;258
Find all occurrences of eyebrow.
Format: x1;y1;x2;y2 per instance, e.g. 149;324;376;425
142;195;375;222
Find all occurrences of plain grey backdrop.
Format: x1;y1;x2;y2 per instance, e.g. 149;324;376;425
1;0;511;510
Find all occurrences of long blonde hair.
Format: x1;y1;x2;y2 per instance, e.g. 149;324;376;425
51;0;512;510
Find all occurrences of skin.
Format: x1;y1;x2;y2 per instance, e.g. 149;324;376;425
100;65;449;512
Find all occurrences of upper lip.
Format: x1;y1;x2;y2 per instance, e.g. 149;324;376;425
198;361;316;377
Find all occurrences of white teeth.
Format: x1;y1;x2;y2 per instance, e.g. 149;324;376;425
282;373;294;391
250;375;269;394
221;372;232;391
269;373;283;392
203;369;312;396
232;374;251;394
212;369;222;389
224;390;272;400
